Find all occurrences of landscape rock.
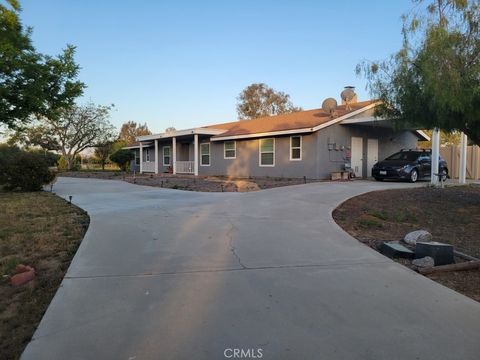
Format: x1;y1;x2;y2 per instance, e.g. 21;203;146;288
404;230;432;245
412;256;435;268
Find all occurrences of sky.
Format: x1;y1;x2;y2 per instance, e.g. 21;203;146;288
20;0;414;133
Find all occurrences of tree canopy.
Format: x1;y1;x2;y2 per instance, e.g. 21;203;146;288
118;121;151;144
357;0;480;144
236;83;302;120
0;1;84;130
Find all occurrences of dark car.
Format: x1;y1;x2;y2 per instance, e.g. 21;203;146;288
372;150;448;183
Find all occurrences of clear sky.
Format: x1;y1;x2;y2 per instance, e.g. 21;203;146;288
20;0;413;133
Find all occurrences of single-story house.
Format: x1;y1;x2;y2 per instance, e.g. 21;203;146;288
125;99;429;179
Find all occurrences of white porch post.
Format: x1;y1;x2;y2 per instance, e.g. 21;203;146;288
431;128;440;185
194;134;199;176
139;142;143;174
172;137;177;175
154;139;159;174
459;132;467;184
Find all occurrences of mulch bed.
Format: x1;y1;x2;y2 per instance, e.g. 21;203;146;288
61;171;322;192
332;184;480;302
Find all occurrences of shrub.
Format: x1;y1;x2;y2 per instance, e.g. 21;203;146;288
0;148;56;191
110;149;134;171
27;149;61;167
57;154;81;171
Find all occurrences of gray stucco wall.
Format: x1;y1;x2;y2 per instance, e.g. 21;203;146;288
199;134;319;179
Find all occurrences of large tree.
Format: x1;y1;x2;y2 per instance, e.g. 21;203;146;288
357;0;480;144
0;1;84;130
118;121;151;144
236;83;302;120
11;103;116;169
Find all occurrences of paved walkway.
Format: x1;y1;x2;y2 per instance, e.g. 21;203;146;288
22;178;480;360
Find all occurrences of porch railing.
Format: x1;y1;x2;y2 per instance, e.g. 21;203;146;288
141;162;155;173
176;161;194;174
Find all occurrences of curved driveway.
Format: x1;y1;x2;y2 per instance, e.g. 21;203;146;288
23;178;480;360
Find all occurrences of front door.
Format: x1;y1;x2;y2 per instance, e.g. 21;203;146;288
351;137;363;178
367;139;379;177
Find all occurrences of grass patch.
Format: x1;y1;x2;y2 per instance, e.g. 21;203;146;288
368;210;389;221
358;215;383;228
0;191;89;359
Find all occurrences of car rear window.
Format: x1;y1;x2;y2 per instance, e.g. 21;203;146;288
386;152;420;161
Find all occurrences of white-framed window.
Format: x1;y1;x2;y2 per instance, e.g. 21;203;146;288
200;143;210;166
163;146;171;166
290;136;302;161
224;141;236;159
259;138;275;167
145;148;150;162
135;150;140;165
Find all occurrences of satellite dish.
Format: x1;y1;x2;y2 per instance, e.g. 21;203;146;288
322;98;338;117
341;86;357;110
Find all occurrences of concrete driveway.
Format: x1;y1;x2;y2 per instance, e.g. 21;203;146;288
23;178;480;360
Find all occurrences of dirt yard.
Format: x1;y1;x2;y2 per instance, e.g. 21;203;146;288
0;191;89;359
61;171;322;192
332;184;480;302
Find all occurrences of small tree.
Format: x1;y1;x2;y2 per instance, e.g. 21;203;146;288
236;83;302;120
94;141;114;170
110;149;134;171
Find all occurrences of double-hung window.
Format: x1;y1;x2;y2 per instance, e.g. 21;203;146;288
163;146;171;166
200;143;210;166
290;136;302;160
145;148;150;162
224;141;236;159
259;138;275;166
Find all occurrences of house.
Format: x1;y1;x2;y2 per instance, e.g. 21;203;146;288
125;99;429;179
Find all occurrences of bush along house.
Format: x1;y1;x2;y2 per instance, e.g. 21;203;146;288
125;90;429;180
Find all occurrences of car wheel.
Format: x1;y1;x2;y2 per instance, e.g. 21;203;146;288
409;168;418;183
374;177;383;181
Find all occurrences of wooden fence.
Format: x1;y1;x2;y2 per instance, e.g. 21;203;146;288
440;145;480;180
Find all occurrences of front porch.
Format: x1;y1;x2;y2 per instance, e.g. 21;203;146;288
135;127;222;175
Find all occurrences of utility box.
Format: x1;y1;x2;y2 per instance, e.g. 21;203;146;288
381;242;414;259
415;242;454;266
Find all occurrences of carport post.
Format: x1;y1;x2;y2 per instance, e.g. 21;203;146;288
139;142;143;174
154;139;159;174
172;137;177;175
194;134;199;176
430;128;440;186
459;132;467;184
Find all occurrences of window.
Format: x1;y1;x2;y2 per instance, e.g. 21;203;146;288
259;138;275;166
135;150;140;165
224;141;236;159
163;146;171;166
290;136;302;160
200;143;210;166
145;148;150;162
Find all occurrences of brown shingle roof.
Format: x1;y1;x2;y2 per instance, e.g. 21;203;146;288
205;100;375;138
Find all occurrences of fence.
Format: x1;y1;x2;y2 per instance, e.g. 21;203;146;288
440;145;480;180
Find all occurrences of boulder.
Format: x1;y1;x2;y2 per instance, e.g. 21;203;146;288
404;230;432;245
412;256;435;269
